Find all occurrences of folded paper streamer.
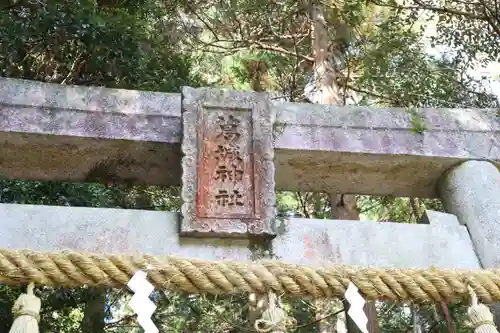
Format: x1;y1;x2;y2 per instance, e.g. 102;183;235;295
127;270;158;333
345;282;368;333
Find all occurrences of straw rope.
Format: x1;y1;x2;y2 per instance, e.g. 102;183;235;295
0;249;499;304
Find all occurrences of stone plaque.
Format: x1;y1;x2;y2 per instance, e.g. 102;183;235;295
180;87;275;237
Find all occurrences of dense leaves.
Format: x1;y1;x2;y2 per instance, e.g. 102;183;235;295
0;0;497;331
0;0;200;92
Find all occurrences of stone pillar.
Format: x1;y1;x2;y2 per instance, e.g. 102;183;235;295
437;160;500;324
438;160;500;267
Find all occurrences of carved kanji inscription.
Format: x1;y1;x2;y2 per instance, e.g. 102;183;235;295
197;109;254;218
180;87;275;238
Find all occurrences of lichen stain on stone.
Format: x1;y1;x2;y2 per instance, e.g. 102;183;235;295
55;228;89;252
94;226;131;253
272;216;289;235
248;234;274;260
1;141;84;172
287;159;380;174
302;230;339;263
56;226;131;253
85;158;151;184
316;231;341;263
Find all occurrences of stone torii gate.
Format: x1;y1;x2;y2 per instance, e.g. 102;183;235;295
0;77;499;327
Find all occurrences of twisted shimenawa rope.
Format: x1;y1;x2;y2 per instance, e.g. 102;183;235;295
1;249;500;304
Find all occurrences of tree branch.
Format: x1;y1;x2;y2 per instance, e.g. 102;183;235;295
105;314;137;328
248;40;314;62
369;0;489;20
346;84;401;104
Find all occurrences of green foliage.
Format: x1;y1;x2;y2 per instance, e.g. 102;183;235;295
0;0;496;331
412;0;499;65
378;302;471;333
0;0;197;331
407;106;428;134
355;13;497;108
0;0;202;92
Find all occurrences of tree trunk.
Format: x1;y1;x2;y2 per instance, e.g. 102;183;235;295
310;4;342;105
309;3;381;332
412;306;424;333
332;193;380;333
310;4;345;333
81;288;106;333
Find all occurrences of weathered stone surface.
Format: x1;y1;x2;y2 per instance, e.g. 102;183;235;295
180;87;275;237
273;211;480;269
419;209;460;226
437;161;500;328
0;77;181;185
438;160;500;268
0;204;480;269
0;78;498;197
273;102;500;197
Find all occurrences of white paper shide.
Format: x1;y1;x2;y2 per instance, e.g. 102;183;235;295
127;270;159;333
345;282;369;333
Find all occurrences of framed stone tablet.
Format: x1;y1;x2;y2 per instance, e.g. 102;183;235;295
180;87;275;238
